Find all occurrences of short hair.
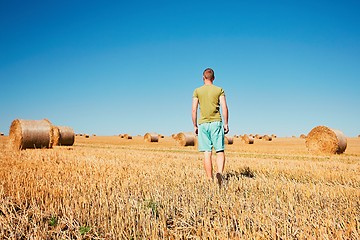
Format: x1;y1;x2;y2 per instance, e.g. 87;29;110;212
203;68;215;80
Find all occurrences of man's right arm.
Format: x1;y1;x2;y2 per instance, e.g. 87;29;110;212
192;97;199;135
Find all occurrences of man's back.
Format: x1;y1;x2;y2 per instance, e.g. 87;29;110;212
193;84;224;124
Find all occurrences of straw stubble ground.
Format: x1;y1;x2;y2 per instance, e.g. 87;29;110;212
0;136;359;239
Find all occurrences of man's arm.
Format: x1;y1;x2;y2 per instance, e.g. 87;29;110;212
192;97;199;135
220;95;229;134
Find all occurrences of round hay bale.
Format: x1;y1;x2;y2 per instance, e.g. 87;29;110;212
255;134;262;139
144;133;158;142
305;126;347;154
241;134;254;144
123;134;132;139
50;126;60;147
85;134;90;138
225;136;233;145
0;132;4;136
176;132;195;146
56;126;75;146
271;134;277;138
300;134;307;139
262;135;272;141
9;119;52;150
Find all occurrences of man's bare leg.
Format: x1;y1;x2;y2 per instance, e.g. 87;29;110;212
216;151;225;174
203;151;213;180
215;151;225;186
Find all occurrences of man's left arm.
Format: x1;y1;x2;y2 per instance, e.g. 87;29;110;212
220;95;229;134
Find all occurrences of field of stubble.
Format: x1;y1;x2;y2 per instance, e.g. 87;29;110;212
0;135;359;239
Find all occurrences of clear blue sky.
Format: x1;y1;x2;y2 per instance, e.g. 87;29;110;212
1;0;359;137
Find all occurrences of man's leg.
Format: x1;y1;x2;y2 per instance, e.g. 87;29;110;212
215;151;225;187
203;151;213;180
216;151;225;174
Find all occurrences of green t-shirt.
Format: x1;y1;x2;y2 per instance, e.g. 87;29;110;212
193;84;225;124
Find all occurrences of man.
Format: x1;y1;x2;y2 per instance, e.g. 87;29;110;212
192;68;229;185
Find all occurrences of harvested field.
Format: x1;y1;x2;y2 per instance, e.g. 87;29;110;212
0;135;359;239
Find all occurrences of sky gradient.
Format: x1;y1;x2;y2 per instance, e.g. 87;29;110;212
1;1;359;137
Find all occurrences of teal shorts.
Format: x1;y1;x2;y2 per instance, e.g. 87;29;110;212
198;121;225;152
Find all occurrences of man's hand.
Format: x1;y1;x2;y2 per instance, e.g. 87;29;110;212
224;124;229;134
194;126;198;135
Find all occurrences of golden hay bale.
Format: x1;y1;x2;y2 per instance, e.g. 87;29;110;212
51;126;75;146
123;134;132;139
0;132;4;136
300;134;307;139
225;136;233;145
262;135;272;141
144;133;158;142
85;134;90;138
241;134;254;144
254;134;262;139
56;126;75;146
9;119;53;150
305;126;347;154
175;132;196;146
271;134;277;138
51;126;60;147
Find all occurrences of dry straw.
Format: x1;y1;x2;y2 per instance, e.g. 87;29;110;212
241;134;254;144
144;133;159;142
175;132;196;146
50;126;60;146
9;119;52;150
305;125;347;154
